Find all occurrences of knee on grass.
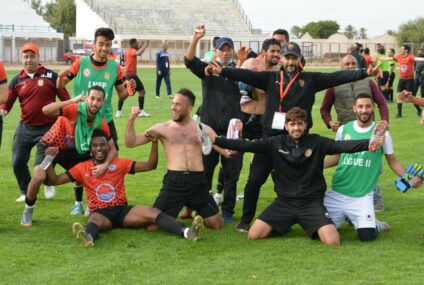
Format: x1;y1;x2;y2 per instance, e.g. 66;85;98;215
357;228;377;242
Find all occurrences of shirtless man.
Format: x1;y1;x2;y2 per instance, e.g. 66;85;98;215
125;88;224;229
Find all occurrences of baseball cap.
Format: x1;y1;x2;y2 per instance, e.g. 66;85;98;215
281;42;301;57
21;43;39;54
216;37;234;49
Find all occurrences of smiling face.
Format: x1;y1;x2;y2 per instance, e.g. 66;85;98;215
86;89;105;117
265;44;281;66
171;93;192;122
90;136;108;163
281;54;300;73
353;97;374;126
22;51;39;73
93;35;113;62
285;120;307;142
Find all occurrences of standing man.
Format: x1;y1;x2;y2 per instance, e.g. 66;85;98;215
57;27;132;214
116;39;150;118
323;94;418;241
184;25;243;223
320;55;389;132
377;44;424;117
386;48;397;103
206;41;380;228
372;44;391;102
414;49;424;99
155;42;172;98
0;61;8;148
348;43;366;69
20;85;117;226
234;38;281;231
40;130;203;247
210;107;383;245
126;88;224;229
0;43;70;202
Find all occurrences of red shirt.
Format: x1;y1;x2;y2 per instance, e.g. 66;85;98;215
124;48;137;77
394;54;415;79
40;103;110;151
0;62;6;85
67;158;135;211
0;65;70;126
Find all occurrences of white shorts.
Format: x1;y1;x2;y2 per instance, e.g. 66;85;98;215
324;189;376;229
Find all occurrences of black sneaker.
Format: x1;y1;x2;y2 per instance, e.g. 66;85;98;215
235;221;249;233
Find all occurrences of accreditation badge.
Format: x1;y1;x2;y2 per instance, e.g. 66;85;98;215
37;79;44;87
271;112;286;130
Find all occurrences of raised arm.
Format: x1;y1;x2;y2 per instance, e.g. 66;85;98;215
370;80;389;122
45;164;71;186
136;40;148;56
125;106;158;147
42;94;84;116
320;88;339;131
133;141;159;172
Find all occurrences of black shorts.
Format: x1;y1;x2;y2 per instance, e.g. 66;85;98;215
124;75;145;92
108;120;119;151
397;78;415;93
241;112;263;140
258;198;334;238
153;171;219;218
39;144;91;170
377;71;389;86
94;205;133;228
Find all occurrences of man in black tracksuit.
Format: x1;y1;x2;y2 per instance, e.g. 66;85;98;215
206;42;379;230
210;107;378;245
184;25;242;222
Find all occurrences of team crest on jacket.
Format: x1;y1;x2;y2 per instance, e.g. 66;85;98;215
83;68;91;77
38;79;44;87
104;72;110;80
95;183;115;202
304;148;312;157
299;79;305;87
344;134;352;140
108;164;117;171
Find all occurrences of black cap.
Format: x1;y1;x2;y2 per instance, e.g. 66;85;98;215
216;37;234;49
282;42;301;57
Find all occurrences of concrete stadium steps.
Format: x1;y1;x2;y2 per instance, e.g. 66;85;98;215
83;0;252;36
0;0;51;28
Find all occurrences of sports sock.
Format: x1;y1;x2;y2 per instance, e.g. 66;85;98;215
397;103;402;116
138;96;145;110
388;89;393;101
74;185;83;202
25;196;36;207
86;222;100;241
155;211;185;236
117;98;124;111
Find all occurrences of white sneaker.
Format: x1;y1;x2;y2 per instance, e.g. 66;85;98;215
115;110;123;118
138;110;151;117
16;195;26;203
214;193;223;206
198;123;212;155
44;185;56;199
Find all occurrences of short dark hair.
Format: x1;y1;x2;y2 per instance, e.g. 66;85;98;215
389;48;395;54
355;93;374;104
91;129;108;145
285;107;307;123
129;38;137;46
262;38;281;51
88;85;106;98
364;47;370;55
176;88;195;106
94;27;115;42
212;37;220;48
272;29;290;41
402;44;411;53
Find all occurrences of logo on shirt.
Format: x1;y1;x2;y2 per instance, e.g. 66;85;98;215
95;183;116;202
108;164;117;171
83;68;91;77
344;134;352;140
38;79;44;87
104;72;110;80
304;148;312;157
299;79;305;87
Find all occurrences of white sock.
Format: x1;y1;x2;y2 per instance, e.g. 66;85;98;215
183;228;189;239
75;201;83;206
25;205;33;209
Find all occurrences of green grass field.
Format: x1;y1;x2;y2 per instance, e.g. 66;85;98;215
1;66;424;284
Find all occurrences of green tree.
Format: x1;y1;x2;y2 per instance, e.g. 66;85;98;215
290;25;303;39
359;27;367;39
302;20;339;39
344;25;357;39
395;17;424;45
31;0;43;15
43;0;76;38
